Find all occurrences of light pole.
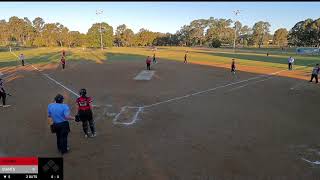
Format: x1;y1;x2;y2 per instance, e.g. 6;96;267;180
96;9;104;50
233;10;241;53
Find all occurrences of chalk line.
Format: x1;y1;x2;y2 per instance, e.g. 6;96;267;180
140;61;319;109
301;158;320;165
10;51;80;98
141;69;287;109
112;69;286;125
2;73;18;80
226;75;275;93
113;62;317;125
43;73;79;97
113;106;144;126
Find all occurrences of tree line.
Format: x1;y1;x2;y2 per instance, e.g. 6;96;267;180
0;16;319;48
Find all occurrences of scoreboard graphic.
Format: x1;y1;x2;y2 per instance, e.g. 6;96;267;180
0;157;63;180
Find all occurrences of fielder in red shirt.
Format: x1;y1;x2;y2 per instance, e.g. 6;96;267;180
62;50;66;57
76;89;96;138
146;56;151;70
61;56;66;70
231;58;236;74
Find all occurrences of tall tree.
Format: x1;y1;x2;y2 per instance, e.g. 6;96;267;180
238;25;252;47
8;16;26;46
32;17;45;47
252;21;271;48
86;22;114;48
205;18;234;46
288;18;320;47
114;24;134;47
273;28;288;47
188;19;208;46
135;28;157;46
0;20;9;46
42;23;60;47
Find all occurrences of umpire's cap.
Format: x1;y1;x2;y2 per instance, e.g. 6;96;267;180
54;94;64;103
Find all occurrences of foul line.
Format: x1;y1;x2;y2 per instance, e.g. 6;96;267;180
42;73;80;97
226;75;275;93
141;69;287;109
136;61;318;109
113;69;286;126
113;62;316;125
10;51;80;98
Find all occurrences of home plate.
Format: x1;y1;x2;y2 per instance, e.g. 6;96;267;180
134;70;155;80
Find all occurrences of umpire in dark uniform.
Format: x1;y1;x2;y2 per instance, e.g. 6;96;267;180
48;94;74;155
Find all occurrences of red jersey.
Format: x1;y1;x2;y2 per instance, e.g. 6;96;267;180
62;50;65;56
231;61;235;68
76;96;93;111
61;57;66;64
146;58;151;64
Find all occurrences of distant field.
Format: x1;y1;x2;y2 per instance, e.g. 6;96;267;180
0;46;319;80
1;46;320;179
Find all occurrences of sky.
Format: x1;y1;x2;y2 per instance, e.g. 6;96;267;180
0;2;320;34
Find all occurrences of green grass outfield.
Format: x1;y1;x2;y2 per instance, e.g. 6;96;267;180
0;46;319;71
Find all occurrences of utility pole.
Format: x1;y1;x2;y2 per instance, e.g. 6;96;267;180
96;9;104;50
233;10;241;54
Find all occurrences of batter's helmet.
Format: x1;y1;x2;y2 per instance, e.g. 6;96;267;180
79;88;87;96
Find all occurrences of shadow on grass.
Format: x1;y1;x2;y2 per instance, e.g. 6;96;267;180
106;52;147;62
0;47;39;52
197;51;320;67
0;52;60;68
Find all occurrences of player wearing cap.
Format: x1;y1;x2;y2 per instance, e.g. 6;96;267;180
76;89;96;138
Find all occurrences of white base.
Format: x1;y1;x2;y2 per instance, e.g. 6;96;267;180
134;70;155;80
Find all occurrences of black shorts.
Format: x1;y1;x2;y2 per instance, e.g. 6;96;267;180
78;109;93;122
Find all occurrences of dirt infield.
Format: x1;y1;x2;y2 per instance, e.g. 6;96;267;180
1;56;320;180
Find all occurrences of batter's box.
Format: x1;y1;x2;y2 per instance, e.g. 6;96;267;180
113;106;144;125
134;70;155;80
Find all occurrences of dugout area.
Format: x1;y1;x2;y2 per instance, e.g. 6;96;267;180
1;53;320;179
